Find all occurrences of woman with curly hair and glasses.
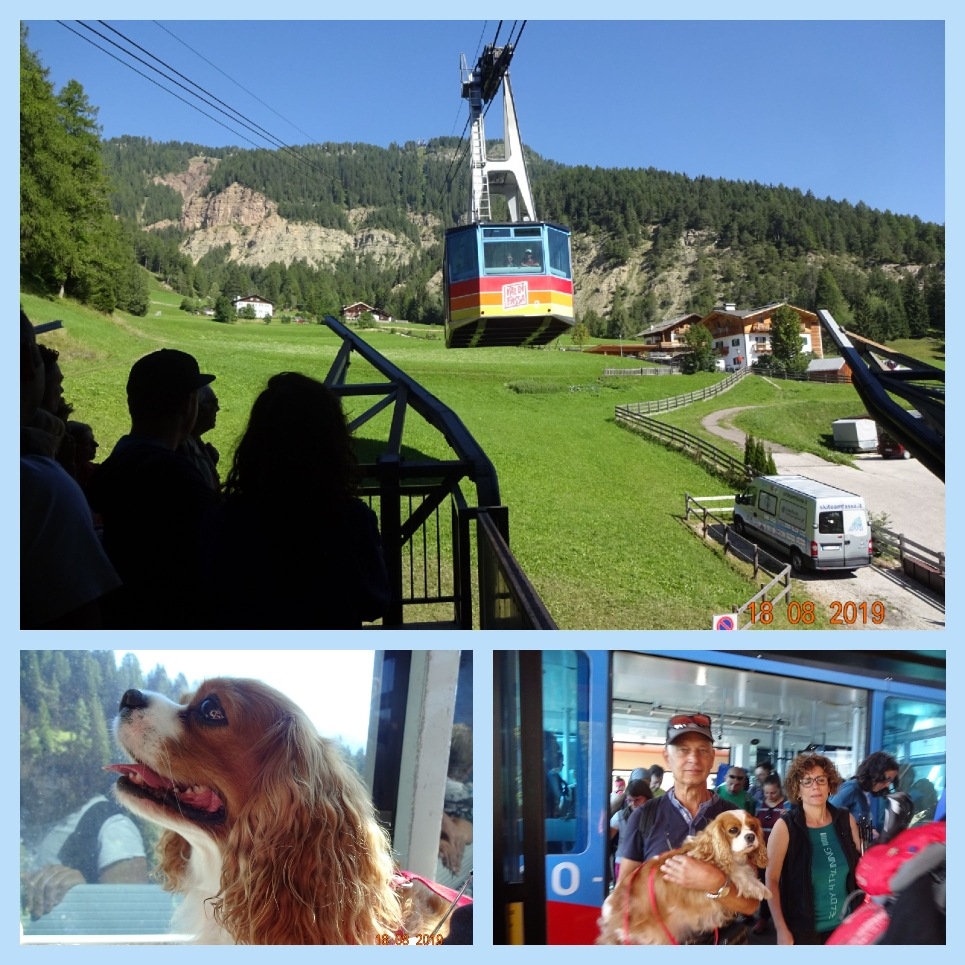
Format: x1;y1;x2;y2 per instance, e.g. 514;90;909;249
765;753;861;945
202;372;390;628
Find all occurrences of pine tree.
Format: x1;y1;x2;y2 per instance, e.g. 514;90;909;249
755;439;768;474
744;433;756;468
815;268;847;320
770;305;805;371
20;27;137;312
766;450;777;475
900;272;929;339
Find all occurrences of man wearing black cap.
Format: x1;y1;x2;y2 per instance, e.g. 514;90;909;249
88;350;217;627
615;713;760;943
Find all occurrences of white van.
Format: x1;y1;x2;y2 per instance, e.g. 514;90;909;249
733;475;872;573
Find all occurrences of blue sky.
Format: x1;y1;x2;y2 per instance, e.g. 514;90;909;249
23;19;945;223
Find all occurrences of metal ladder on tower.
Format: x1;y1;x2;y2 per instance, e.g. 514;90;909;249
467;82;491;223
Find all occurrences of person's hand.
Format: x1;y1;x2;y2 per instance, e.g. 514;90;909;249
659;854;726;892
21;864;85;919
775;925;795;945
439;813;469;875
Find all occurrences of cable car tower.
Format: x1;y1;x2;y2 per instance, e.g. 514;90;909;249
444;43;575;348
462;45;536;225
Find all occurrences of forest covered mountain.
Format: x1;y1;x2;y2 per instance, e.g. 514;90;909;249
102;132;945;341
21;28;943;341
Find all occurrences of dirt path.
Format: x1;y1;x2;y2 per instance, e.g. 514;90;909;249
701;406;795;453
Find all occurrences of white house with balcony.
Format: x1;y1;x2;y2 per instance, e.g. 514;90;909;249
232;294;274;319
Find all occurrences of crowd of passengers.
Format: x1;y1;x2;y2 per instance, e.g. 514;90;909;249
20;309;391;629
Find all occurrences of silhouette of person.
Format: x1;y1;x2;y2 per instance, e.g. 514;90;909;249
202;372;391;628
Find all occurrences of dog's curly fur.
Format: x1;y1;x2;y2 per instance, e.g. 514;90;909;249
598;809;771;944
109;677;451;944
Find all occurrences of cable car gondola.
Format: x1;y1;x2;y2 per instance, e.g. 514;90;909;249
444;44;575;348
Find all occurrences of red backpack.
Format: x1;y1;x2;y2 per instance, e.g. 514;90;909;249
827;821;945;945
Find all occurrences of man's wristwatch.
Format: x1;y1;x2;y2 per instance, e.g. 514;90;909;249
706;876;731;899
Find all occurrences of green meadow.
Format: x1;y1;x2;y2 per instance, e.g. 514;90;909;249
24;284;845;630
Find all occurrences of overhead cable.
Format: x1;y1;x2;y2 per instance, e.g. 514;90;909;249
56;21;264;151
152;20;321;147
71;21;345;195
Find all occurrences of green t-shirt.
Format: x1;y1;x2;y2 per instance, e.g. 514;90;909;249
808;824;849;932
716;785;755;814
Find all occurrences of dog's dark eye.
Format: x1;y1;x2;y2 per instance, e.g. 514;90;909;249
198;696;227;723
728;825;739;835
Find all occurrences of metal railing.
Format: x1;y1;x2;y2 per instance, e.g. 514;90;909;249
619;367;748;414
321;315;555;629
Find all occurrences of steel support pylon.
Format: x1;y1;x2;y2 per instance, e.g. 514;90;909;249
462;51;536;224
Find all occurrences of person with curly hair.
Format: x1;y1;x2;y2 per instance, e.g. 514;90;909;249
202;372;390;628
829;750;899;837
765;753;861;945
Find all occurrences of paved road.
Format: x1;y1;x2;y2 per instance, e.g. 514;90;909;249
701;406;945;551
772;452;945;552
701;405;945;631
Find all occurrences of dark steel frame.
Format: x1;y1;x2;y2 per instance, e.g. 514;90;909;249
818;310;945;480
320;315;556;629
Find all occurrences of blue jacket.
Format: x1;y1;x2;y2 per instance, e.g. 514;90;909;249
830;777;883;831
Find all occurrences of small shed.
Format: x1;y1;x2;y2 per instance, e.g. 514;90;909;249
807;357;852;383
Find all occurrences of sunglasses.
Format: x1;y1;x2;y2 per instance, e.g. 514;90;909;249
669;713;712;729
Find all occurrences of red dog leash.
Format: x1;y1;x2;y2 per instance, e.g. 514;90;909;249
620;863;718;945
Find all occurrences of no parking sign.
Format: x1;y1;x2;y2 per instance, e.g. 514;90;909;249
712;614;736;630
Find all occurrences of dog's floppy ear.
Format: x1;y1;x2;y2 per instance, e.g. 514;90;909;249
216;712;400;943
686;819;731;869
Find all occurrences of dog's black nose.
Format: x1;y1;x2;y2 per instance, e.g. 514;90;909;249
744;832;757;844
120;689;149;712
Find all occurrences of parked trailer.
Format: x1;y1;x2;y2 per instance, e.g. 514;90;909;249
832;417;878;452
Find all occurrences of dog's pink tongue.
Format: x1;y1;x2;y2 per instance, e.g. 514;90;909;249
178;787;224;813
104;763;174;790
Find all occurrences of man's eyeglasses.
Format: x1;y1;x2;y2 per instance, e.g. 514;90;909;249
669;713;712;729
800;776;829;788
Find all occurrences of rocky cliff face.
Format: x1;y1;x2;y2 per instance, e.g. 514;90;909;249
148;157;419;270
154;155;216;199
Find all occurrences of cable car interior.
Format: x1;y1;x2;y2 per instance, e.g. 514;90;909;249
444;35;575;348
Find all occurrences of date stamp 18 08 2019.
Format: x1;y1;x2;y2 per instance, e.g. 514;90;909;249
747;600;887;625
377;933;445;945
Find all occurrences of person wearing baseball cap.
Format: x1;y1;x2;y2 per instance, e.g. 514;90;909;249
87;350;218;627
614;713;760;943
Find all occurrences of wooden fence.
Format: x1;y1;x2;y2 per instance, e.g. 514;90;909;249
871;524;945;595
603;366;682;377
618;410;753;484
759;369;852;384
620;367;749;415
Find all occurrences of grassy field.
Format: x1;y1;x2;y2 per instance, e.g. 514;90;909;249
654;376;867;466
24;287;838;630
885;336;945;369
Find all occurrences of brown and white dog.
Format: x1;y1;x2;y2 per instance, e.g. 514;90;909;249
597;809;770;944
107;678;455;944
